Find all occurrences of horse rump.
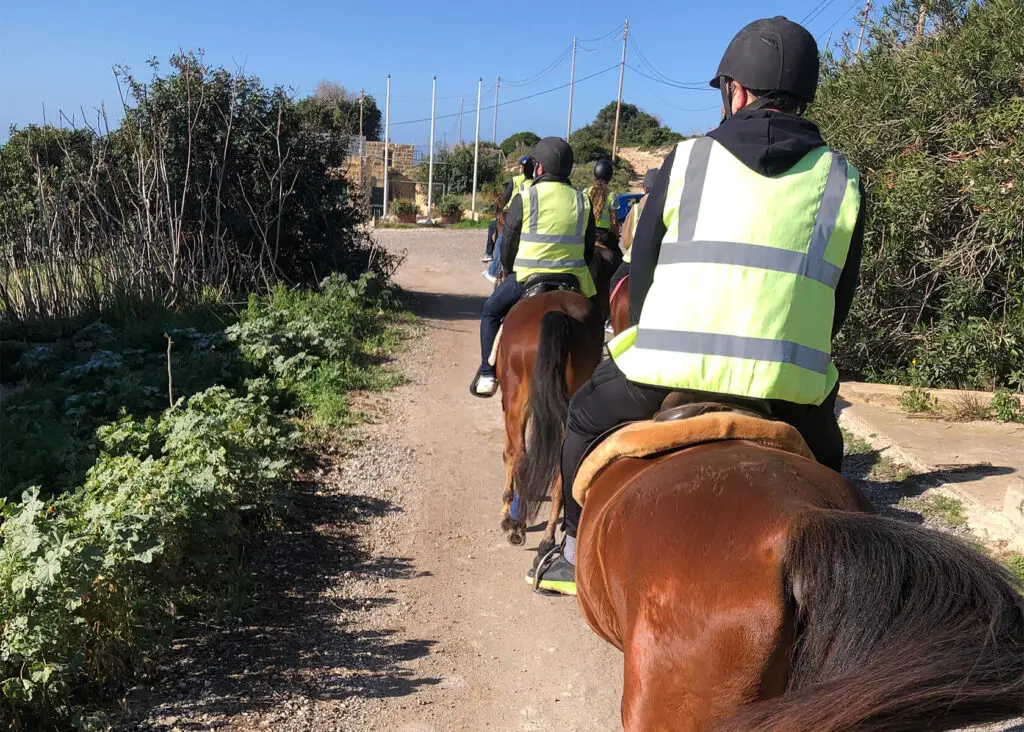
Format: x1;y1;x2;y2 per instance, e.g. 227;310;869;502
515;310;573;522
717;509;1024;732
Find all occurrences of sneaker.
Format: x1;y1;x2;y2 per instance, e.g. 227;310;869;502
525;549;576;596
474;374;497;397
481;254;493;263
482;270;497;284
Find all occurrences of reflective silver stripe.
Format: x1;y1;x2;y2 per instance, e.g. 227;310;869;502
808;153;849;264
514;258;587;269
574;190;585;237
521;233;585;244
528;185;540;233
677;138;713;242
660;240;842;288
633;329;831;375
665;144;848;289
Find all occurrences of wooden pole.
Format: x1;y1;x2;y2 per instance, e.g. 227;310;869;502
611;20;629;162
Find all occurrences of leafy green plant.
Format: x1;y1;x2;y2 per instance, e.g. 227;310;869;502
435;194;464;220
814;0;1024;393
389;198;419;216
899;385;938;413
989;388;1024;424
500;131;540;157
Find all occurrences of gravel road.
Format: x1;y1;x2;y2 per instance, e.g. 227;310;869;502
118;228;1022;732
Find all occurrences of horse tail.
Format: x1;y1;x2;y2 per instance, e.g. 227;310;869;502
515;310;573;522
717;510;1024;732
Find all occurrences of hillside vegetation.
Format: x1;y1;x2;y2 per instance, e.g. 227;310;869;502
814;0;1023;391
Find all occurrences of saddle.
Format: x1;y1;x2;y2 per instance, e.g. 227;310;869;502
488;274;582;366
572;395;814;507
520;272;581;299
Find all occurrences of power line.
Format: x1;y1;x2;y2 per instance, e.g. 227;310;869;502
818;0;865;40
578;24;624;44
803;0;841;25
627;33;708;89
627;64;713;92
503;47;572;87
389;64;620;127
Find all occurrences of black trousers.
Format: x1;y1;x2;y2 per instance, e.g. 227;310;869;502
560;358;845;538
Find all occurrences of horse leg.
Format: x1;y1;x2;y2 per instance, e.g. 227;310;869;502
618;560;793;731
535;474;563;564
500;381;528;546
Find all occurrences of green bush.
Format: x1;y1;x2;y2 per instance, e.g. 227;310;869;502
0;274;404;725
500;131;540;157
572;102;683;153
389;198;418;216
435;194;464;219
813;0;1024;391
412;143;502;196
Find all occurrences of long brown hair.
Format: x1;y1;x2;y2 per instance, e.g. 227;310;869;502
588;178;609;221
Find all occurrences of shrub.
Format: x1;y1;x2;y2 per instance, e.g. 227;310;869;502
389;198;418;216
411;143;502;196
813;0;1024;391
500;131;540;157
435;194;464;219
989;388;1024;424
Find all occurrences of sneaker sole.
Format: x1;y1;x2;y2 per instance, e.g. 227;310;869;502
523;574;576;596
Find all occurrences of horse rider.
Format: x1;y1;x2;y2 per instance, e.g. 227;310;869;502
483;156;536;282
530;16;866;595
610;167;659;294
471;138;598;397
586;158;620;255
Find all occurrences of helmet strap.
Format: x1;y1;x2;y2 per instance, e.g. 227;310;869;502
720;77;734;120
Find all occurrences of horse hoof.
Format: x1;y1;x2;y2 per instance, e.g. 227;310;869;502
499;515;515;533
508;527;526;546
534;539;556;567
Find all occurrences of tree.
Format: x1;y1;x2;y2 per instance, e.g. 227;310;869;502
500;131;540;157
575;102;682;150
412;143;502;196
296;80;382;141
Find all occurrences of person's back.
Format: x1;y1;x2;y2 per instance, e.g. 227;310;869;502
528;15;866;596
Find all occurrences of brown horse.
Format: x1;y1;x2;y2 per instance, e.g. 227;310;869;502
496;245;618;548
609;273;630;335
569;433;1024;730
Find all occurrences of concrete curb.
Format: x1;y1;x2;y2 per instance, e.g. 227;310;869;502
838;408;1024;550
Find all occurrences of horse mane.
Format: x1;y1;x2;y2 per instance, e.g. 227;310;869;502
719;510;1024;731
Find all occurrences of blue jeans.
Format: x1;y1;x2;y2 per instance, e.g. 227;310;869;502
479;274;525;376
487;233;503;278
484;220;498;257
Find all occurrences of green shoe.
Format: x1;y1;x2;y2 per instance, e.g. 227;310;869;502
525;553;576;596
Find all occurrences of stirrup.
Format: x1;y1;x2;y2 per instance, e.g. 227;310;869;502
533;539;566;597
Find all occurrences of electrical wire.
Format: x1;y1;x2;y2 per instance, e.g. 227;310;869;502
627;33;709;89
577;24;624;44
627;64;713;92
503;47;572;87
804;0;841;26
817;0;865;41
388;64;619;127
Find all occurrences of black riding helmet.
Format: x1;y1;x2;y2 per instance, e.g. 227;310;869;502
711;16;819;118
593;158;613;182
532;137;574;177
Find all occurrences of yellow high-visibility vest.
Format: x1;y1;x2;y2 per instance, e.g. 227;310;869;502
609;137;861;405
586;186;617;230
513;181;596;297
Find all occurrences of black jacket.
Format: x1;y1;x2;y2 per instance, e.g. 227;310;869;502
501;174;597;276
629;109;865;337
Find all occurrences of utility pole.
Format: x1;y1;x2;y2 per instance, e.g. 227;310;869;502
427;75;437;223
567;36;577;139
855;0;872;58
611;20;629;162
472;78;482;218
458;97;464;144
358;88;366;192
382;74;391;219
492;75;500;143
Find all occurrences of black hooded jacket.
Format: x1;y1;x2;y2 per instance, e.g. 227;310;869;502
628;109;865;336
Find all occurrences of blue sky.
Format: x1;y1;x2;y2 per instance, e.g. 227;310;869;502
1;0;867;146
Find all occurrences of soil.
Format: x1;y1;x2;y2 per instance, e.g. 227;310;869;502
117;229;1023;732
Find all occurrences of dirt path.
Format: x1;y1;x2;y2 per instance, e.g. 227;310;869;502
120;229;1020;732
